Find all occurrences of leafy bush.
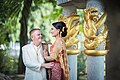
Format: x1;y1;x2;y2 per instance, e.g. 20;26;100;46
0;49;18;75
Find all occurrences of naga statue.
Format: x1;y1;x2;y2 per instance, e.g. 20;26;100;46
83;7;109;56
58;14;80;55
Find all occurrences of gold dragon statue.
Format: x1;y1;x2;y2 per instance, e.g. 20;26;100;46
83;7;109;56
58;14;80;55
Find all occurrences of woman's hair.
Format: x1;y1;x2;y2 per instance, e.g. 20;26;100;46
52;21;67;37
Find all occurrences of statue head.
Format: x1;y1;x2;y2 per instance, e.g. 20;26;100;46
84;7;98;21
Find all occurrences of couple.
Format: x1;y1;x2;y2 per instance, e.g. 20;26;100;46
22;21;70;80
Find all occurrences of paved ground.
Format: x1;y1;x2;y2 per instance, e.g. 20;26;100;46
10;74;24;80
0;73;24;80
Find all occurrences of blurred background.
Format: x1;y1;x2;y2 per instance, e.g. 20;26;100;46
0;0;86;80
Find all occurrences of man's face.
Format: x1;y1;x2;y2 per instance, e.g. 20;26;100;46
31;30;42;43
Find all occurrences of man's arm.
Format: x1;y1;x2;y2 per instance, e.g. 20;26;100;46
22;46;53;72
22;46;41;72
41;62;54;69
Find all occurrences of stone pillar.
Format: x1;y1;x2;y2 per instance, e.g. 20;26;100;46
56;1;87;80
68;55;77;80
85;0;107;80
62;6;77;80
62;6;76;16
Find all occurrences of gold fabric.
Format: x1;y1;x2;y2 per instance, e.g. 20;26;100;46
50;38;70;80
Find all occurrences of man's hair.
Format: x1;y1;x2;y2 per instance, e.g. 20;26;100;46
29;28;40;36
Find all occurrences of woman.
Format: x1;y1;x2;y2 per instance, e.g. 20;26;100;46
44;21;70;80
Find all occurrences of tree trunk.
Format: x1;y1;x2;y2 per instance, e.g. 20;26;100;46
18;0;32;74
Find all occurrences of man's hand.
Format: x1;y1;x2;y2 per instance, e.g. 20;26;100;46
41;62;54;69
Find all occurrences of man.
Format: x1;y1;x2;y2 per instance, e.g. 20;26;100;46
22;28;53;80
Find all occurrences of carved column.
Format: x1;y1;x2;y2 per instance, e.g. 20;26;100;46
83;0;108;80
56;0;87;80
56;1;80;80
62;6;78;80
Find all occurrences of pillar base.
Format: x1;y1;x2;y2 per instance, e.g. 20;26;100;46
84;49;109;56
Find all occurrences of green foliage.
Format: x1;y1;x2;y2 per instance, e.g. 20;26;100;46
0;25;9;45
77;51;87;80
0;0;23;74
77;9;84;33
0;0;23;42
0;0;62;43
34;0;57;7
77;52;87;73
77;31;86;79
77;10;86;75
80;24;83;32
77;9;84;24
0;49;18;74
28;2;62;42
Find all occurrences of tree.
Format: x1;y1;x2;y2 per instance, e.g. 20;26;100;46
0;0;23;74
18;0;32;74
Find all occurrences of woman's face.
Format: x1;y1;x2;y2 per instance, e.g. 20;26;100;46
51;26;59;37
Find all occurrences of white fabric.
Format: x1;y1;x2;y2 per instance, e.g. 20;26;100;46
22;43;46;80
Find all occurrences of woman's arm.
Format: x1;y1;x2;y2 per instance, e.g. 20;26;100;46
44;49;54;61
44;39;62;61
43;43;54;61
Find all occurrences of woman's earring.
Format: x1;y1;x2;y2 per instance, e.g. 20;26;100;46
60;31;62;37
